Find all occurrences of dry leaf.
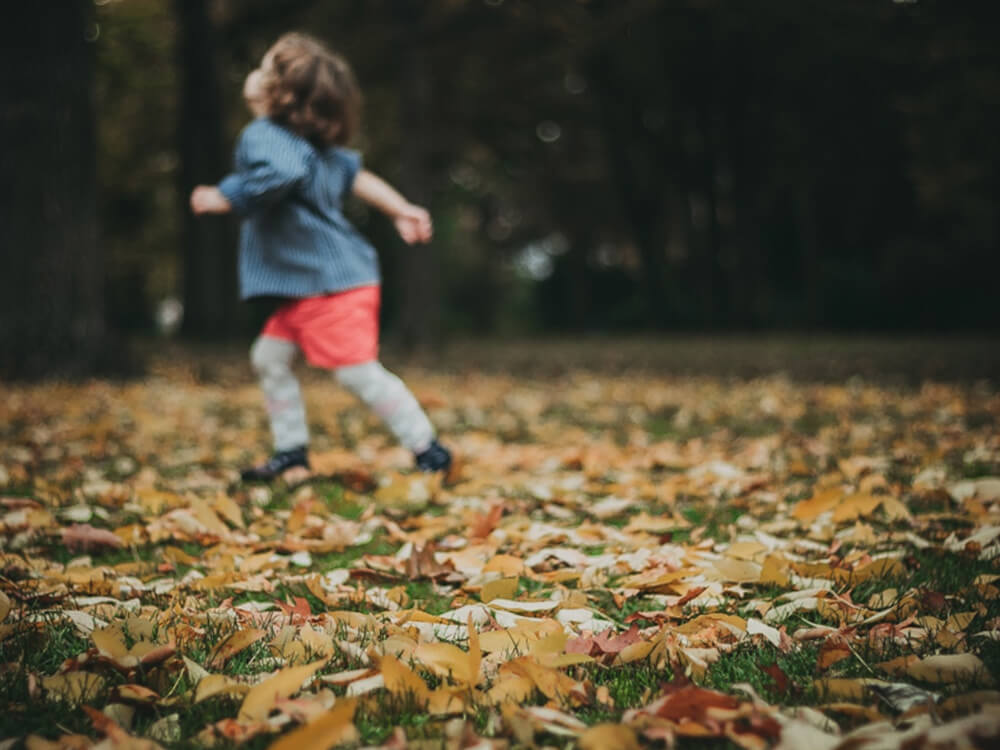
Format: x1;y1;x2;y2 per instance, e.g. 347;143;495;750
61;524;124;552
578;723;640;750
266;698;358;750
238;659;328;721
207;628;266;670
42;672;105;704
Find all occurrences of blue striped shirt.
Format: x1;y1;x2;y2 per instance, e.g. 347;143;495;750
217;118;379;300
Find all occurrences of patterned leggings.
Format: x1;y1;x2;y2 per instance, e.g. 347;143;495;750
249;336;434;453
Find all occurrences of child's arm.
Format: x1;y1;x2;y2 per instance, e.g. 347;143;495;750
352;169;432;245
191;122;311;218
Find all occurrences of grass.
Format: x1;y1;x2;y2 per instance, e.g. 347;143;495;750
3;339;999;747
706;642;820;704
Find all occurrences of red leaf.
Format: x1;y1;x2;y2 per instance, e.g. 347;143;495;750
470;503;504;540
762;663;789;695
275;596;313;619
592;624;644;654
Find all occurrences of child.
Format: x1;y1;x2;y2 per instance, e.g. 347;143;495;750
190;32;451;481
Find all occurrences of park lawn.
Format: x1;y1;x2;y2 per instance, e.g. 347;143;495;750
1;344;999;748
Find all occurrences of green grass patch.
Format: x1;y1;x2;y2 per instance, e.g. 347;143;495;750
706;642;820;704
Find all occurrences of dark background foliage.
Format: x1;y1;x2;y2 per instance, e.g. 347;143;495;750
2;0;997;377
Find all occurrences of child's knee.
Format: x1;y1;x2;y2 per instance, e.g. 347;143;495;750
250;336;295;376
334;360;382;393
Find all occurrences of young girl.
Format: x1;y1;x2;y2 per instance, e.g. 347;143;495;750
190;32;451;481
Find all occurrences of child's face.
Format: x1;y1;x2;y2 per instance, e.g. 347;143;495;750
243;69;267;117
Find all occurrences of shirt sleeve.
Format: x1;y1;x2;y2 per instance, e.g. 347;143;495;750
218;121;313;217
334;148;363;196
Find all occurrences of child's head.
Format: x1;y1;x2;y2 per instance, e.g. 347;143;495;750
254;32;361;147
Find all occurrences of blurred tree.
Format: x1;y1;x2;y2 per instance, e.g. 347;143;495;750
175;0;240;338
89;0;1000;339
0;1;108;378
393;0;440;352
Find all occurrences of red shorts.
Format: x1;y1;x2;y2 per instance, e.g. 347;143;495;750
260;285;380;369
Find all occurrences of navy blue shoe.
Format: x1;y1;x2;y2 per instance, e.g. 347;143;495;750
241;446;309;481
415;439;452;474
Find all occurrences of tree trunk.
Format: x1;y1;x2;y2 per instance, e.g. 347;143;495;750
0;1;106;379
588;51;671;329
394;0;440;353
175;0;239;339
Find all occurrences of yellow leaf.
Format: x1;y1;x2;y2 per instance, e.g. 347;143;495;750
879;496;912;521
238;659;328;721
530;630;568;656
92;625;129;660
539;653;595;668
483;555;526;576
208;628;266;669
832;493;881;523
725;541;768;561
813;678;888;702
0;591;11;622
413;642;475;685
578;723;640;750
905;654;994;686
377;635;419;662
673;613;747;636
792;488;842;522
239;552;275;575
380;654;429;705
427;688;466;715
838;557;905;586
868;589;898;609
266;698;358;750
42;672;105;704
481;577;519;603
503;656;581;704
615;640;654;664
190;498;231;536
479;629;534;655
712;558;762;583
760;555;791;587
195;674;251;702
164;545;199;565
299;627;335;658
213;494;246;529
485;674;535;704
946;612;977;632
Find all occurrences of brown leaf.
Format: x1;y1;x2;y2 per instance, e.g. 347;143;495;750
470;502;504;540
405;543;454;581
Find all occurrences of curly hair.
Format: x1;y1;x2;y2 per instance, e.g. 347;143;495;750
257;33;361;147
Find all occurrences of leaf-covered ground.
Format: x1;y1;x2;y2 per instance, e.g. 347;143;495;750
2;342;1000;749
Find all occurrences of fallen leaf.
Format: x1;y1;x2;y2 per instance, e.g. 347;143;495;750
266;698;358;750
578;723;640;750
61;524;124;552
238;659;328;721
207;628;266;670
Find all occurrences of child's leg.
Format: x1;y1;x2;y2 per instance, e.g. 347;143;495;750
250;335;309;451
333;360;434;453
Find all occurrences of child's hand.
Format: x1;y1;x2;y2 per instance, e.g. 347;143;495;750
393;204;433;245
190;186;232;215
